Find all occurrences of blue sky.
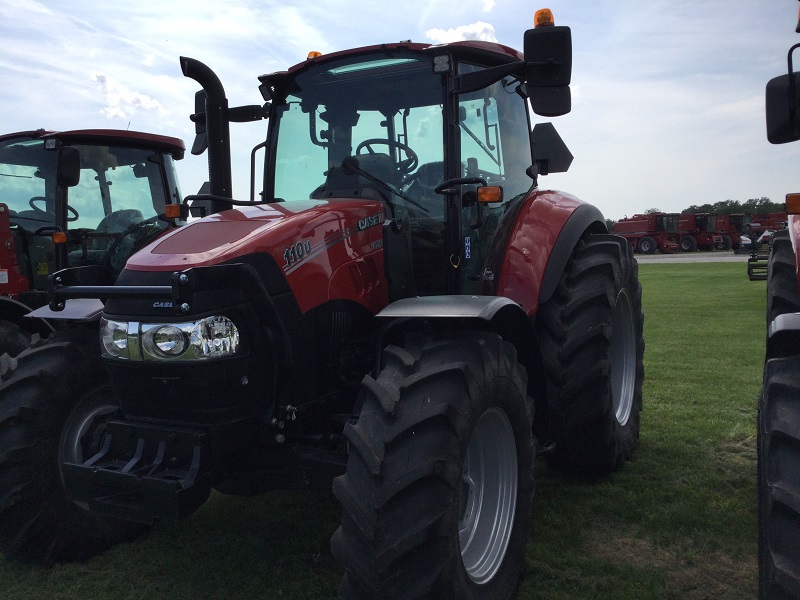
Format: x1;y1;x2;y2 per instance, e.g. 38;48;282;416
1;0;798;221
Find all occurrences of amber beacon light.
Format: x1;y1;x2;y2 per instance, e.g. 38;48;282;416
534;8;555;28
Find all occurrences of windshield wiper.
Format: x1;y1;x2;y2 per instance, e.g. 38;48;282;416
459;121;500;167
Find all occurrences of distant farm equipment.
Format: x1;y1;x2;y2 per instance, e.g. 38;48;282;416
613;212;680;254
677;213;724;252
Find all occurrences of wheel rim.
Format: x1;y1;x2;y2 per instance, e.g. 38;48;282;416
611;288;636;426
458;407;518;584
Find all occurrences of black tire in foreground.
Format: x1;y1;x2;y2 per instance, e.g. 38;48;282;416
0;330;147;564
536;233;645;475
759;356;800;599
637;235;656;254
331;331;535;600
767;231;800;333
759;228;800;599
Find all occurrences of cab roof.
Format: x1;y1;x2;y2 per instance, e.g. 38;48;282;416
0;129;185;160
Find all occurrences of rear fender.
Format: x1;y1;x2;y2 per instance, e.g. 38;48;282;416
493;191;606;314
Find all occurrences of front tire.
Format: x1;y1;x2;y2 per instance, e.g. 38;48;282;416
0;320;34;358
331;330;535;599
536;233;645;475
0;330;147;564
759;357;800;599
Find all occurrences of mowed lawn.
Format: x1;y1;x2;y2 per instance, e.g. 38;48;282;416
0;261;764;599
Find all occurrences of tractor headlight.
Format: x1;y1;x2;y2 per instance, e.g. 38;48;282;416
101;316;240;361
145;324;189;357
101;318;132;359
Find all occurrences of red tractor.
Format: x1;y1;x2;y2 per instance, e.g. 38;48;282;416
0;129;185;357
613;211;680;254
760;7;800;598
716;213;749;250
0;11;645;599
677;212;724;252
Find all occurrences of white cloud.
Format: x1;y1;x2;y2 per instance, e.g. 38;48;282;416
425;21;497;44
482;0;495;12
91;73;168;121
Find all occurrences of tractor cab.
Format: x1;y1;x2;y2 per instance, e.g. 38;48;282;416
260;46;540;296
181;15;573;302
0;130;185;307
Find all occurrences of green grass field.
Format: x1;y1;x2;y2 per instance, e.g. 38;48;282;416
0;262;765;599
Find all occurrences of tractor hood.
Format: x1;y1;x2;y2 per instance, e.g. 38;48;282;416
126;198;388;281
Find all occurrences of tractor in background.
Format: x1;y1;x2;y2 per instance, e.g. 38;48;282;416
0;10;644;600
677;212;724;252
717;213;749;251
0;129;185;357
613;211;680;254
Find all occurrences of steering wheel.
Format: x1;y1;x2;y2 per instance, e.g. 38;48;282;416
29;196;79;221
355;139;418;175
103;215;164;274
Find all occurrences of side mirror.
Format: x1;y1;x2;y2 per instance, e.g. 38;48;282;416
766;71;800;144
524;25;572;117
531;122;573;174
57;146;81;187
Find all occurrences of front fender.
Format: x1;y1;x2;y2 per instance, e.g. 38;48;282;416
0;296;55;335
376;294;537;373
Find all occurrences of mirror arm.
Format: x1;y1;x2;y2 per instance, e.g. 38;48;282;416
450;62;523;95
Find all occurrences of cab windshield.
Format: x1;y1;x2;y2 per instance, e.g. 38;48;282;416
270;53;446;217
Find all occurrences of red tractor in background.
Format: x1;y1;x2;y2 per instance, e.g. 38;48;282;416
716;213;749;250
0;11;645;600
760;5;800;598
613;211;680;254
677;212;725;252
0;129;185;357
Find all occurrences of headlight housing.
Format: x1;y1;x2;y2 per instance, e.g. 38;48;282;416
101;316;240;361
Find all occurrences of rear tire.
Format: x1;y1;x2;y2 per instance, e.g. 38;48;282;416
331;330;535;599
536;233;645;475
637;235;656;254
0;329;147;564
760;228;800;598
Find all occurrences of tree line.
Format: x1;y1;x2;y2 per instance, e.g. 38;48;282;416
667;197;785;215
